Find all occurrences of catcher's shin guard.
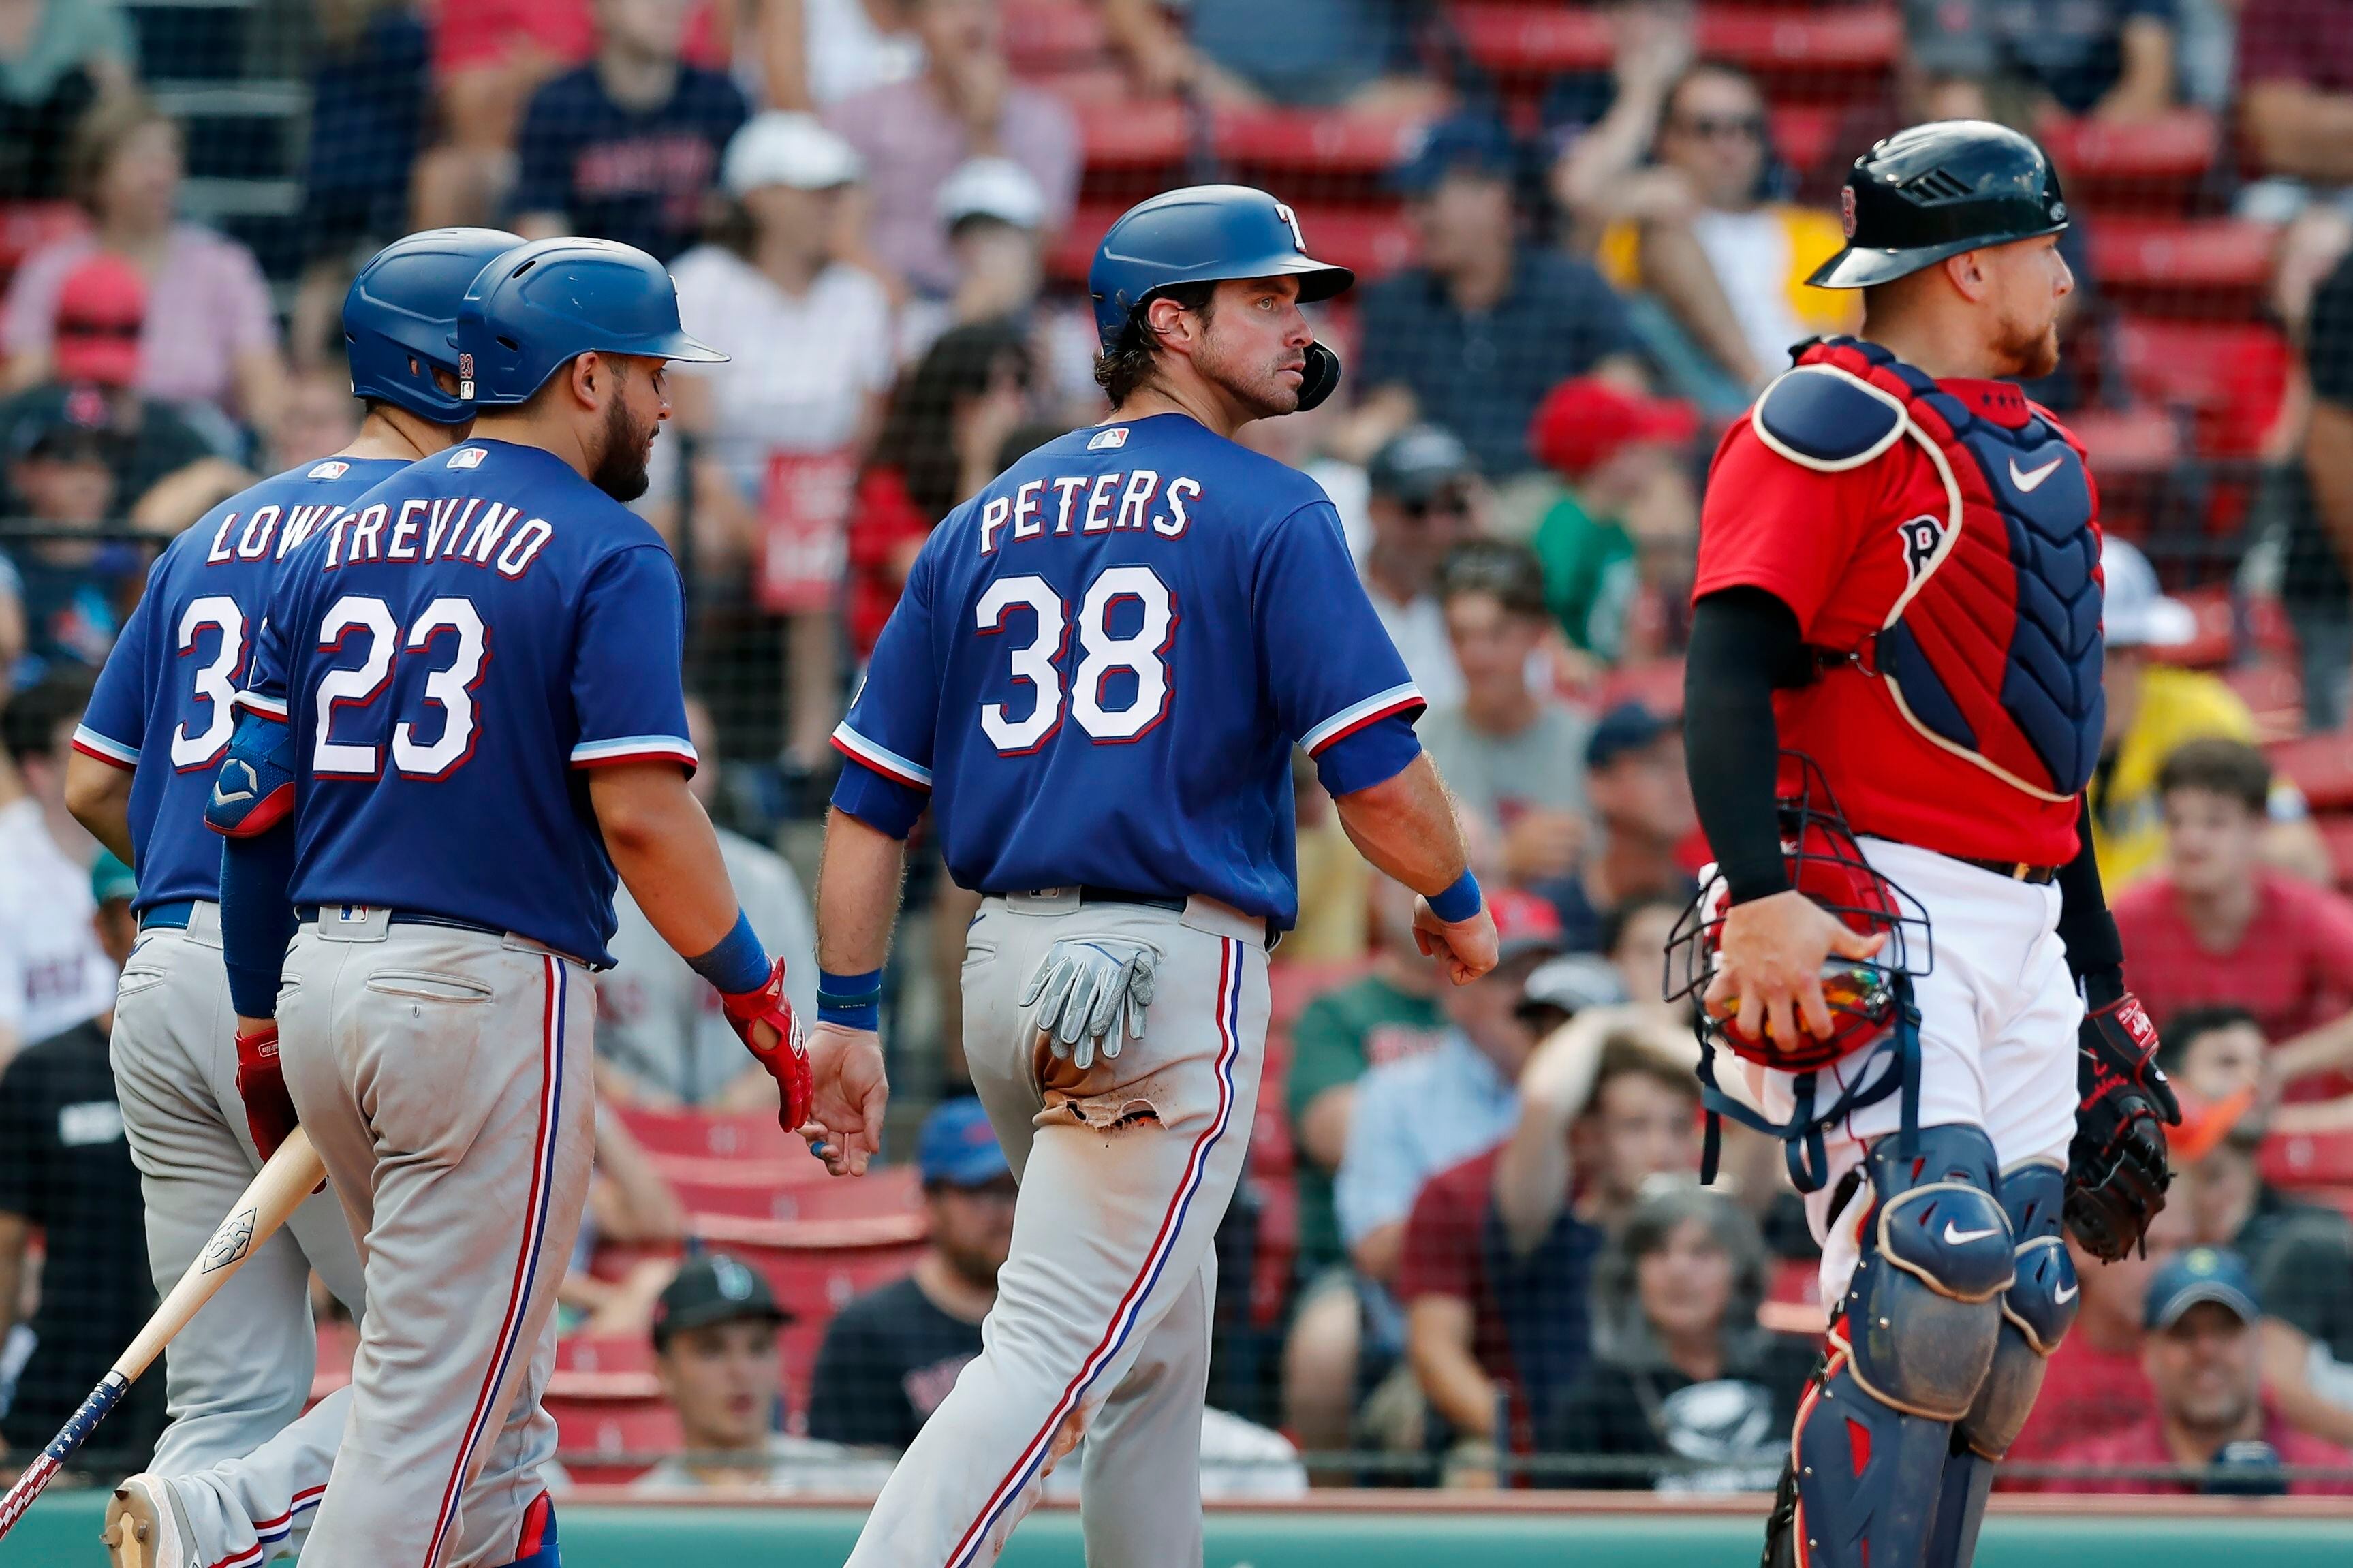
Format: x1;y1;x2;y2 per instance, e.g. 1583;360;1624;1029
1925;1160;2077;1568
1788;1125;2012;1568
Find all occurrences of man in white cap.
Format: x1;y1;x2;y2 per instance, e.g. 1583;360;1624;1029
2087;537;2320;891
664;109;896;772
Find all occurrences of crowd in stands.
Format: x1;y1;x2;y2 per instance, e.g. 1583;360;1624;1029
12;0;2353;1503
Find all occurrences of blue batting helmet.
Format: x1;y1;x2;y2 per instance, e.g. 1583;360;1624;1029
1087;185;1354;410
343;228;525;422
454;237;726;407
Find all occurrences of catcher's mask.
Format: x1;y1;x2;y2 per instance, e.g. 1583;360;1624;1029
1665;752;1935;1191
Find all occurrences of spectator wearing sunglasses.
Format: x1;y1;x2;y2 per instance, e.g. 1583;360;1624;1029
1357;426;1486;710
1558;59;1854;415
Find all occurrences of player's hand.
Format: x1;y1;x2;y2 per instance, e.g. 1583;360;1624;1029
1413;898;1498;985
799;1021;889;1178
1705;890;1885;1047
1021;938;1157;1071
719;958;814;1133
234;1020;299;1164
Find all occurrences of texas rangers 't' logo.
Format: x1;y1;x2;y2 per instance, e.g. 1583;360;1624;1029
1897;514;1944;580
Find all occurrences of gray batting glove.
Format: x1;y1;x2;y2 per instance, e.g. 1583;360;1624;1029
1020;938;1157;1071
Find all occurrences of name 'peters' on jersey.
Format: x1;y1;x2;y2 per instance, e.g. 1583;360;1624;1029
832;413;1424;929
238;439;696;965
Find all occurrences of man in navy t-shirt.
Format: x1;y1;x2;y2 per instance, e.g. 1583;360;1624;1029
510;0;747;261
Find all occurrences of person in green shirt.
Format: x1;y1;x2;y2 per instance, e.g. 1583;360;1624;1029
1281;877;1451;1457
1525;375;1700;664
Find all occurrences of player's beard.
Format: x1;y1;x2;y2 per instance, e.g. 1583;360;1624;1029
1990;308;2062;381
1196;324;1300;421
590;394;656;502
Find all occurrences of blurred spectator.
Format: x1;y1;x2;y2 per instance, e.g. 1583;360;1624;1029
1600;892;1687;1016
2305;247;2353;731
2111;739;2353;1087
809;1098;1012;1449
2044;1246;2353;1495
1562;62;1853;413
0;254;243;532
412;0;593;230
0;849;159;1466
554;1103;685;1335
2008;1195;2190;1467
0;671;116;1072
597;697;818;1106
1924;0;2177;121
1;412;125;680
1526;376;1700;667
1356;426;1480;710
667;112;891;767
1;96;290;440
845;317;1033;663
632;1252;897;1494
266;366;367;473
1540;704;1696;950
297;0;431;297
512;0;751;260
1396;1011;1699;1469
1514;951;1630;1043
1422;539;1595;891
1281;876;1453;1451
1098;0;1446;111
1794;41;1995;208
1286;747;1374;964
808;1100;1305;1494
0;0;132;200
1538;1186;1816;1490
2089;539;2320;892
751;0;922;111
2233;0;2353;376
1540;0;1696;189
903;158;1095;413
824;0;1080;300
1345;116;1641;500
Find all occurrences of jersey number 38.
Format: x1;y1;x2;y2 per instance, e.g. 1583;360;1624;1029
977;565;1174;754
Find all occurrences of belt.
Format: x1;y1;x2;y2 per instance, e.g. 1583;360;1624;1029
296;906;509;939
140;900;198;930
987;885;1188;915
1954;856;2061;885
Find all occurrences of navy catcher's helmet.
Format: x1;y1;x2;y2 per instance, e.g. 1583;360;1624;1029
1088;185;1354;410
455;237;726;407
343;228;524;422
1808;119;2067;290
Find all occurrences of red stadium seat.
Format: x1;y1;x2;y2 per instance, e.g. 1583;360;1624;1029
1768;104;1841;177
555;1334;657;1377
1071;97;1189;171
2166;584;2237;669
2109;317;2289;457
1001;0;1109;73
613;1105;800;1162
2038;110;2218;215
2269;733;2353;812
681;1163;928;1242
755;1241;934;1397
2221;660;2304;742
548;1398;681;1485
1249;1165;1298;1331
1212;106;1437;177
309;1321;357;1405
2061;407;2175;477
2261;1129;2353;1188
1591;657;1687;719
1451;6;1899;93
2089;219;2275;317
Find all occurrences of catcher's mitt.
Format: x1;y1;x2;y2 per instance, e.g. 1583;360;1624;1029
2065;994;2180;1262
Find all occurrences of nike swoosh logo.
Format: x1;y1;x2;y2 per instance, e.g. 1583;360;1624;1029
2055;1281;2080;1303
1944;1222;2001;1245
2009;455;2065;492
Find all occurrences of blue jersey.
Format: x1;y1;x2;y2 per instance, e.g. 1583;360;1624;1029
74;457;411;913
240;440;696;965
830;413;1422;928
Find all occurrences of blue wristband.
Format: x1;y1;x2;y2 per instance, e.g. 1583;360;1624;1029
1427;869;1482;924
687;911;771;996
818;967;883;1031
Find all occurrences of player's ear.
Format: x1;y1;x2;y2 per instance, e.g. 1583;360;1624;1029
1942;249;1991;304
1144;295;1194;349
569;351;604;409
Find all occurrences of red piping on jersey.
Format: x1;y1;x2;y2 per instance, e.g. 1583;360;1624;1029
830;732;931;791
69;737;138;772
1306;693;1425;755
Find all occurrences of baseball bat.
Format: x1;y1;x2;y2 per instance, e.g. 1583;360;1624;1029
0;1129;326;1543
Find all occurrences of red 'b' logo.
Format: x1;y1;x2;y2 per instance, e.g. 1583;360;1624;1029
1841;188;1856;238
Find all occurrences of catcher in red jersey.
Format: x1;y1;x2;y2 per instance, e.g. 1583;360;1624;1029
1674;121;2179;1568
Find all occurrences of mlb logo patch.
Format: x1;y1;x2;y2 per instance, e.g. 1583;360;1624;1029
449;448;487;470
1087;427;1129;451
308;460;349;480
334;905;373;924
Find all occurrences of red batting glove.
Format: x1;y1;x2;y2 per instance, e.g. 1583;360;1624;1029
721;958;814;1135
234;1023;300;1162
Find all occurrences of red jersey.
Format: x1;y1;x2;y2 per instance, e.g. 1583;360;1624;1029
2004;1332;2155;1471
1694;339;2104;867
2111;868;2353;1046
2036;1407;2353;1496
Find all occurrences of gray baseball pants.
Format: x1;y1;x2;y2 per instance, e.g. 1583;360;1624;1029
278;911;593;1568
845;890;1270;1568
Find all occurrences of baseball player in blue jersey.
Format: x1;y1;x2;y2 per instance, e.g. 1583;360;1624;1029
202;237;813;1568
59;228;521;1568
804;186;1499;1567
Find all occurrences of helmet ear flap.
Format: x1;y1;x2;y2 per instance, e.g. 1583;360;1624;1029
1295;341;1342;412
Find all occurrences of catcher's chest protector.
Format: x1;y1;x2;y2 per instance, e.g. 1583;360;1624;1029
1759;337;2105;802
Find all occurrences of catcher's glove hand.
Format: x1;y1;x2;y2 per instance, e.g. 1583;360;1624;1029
1021;938;1157;1071
2065;992;2181;1263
